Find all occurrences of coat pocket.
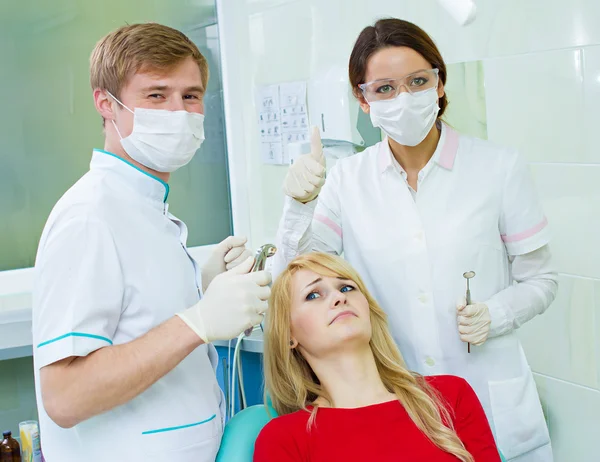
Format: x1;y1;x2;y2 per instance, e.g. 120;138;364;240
488;370;550;459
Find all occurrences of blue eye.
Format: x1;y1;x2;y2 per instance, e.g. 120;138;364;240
340;285;354;293
306;292;320;301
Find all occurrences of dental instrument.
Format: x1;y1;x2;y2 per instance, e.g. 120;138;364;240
463;271;476;353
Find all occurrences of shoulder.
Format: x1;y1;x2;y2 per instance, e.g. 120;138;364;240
424;374;476;406
456;129;520;171
42;170;123;240
37;180;119;260
255;410;311;455
257;410;310;438
425;374;470;392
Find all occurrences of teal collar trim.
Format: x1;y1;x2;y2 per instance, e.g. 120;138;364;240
93;149;170;202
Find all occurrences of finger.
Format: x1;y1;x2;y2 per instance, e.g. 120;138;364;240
291;171;313;198
456;296;467;311
284;174;305;199
249;270;273;287
304;157;326;177
458;323;474;335
254;299;269;315
460;304;479;317
216;236;248;255
309;126;324;163
255;285;272;301
457;316;470;327
303;170;325;189
249;311;265;328
459;334;471;343
226;249;253;270
228;256;255;275
297;175;317;197
472;335;488;346
224;245;247;264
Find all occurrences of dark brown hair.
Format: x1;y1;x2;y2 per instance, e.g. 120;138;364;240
349;18;448;117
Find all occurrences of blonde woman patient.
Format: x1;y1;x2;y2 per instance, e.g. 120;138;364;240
254;253;500;462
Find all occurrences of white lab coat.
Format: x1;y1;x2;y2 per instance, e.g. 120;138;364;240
274;124;557;461
32;150;224;462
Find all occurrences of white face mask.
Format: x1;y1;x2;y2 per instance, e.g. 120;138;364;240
107;91;205;173
369;87;440;147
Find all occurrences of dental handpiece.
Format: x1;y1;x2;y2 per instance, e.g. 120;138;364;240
244;244;277;336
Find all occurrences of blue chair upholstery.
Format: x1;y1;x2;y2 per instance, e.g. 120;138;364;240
216;404;507;462
215;405;275;462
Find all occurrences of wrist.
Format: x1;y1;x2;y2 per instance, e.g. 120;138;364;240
175;305;208;346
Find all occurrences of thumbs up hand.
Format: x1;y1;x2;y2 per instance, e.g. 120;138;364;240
283;126;326;203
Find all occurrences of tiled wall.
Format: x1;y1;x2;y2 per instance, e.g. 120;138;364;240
220;0;600;459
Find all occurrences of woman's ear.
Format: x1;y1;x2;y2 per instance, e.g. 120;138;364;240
289;338;298;349
437;81;445;100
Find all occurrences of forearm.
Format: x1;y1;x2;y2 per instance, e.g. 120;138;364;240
274;196;341;276
487;245;558;337
41;316;202;428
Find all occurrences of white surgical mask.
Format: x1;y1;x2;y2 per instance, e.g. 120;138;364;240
107;91;205;173
369;87;440;147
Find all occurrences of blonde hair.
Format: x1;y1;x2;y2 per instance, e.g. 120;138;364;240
265;253;474;462
90;22;209;105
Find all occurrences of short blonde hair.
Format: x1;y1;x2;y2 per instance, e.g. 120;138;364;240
265;253;474;462
90;23;209;98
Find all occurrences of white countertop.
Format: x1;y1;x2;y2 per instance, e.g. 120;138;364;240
0;246;268;361
0;295;34;361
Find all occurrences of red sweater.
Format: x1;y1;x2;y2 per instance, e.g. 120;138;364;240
254;375;500;462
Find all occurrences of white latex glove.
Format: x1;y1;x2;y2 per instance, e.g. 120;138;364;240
456;297;491;346
283;126;326;203
201;236;253;292
178;256;272;343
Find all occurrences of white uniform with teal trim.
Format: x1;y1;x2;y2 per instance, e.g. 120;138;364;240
32;150;224;462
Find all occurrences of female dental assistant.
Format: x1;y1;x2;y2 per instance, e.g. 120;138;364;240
274;19;557;462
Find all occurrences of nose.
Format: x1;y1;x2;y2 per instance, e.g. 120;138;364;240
167;95;186;111
330;290;348;308
397;83;411;95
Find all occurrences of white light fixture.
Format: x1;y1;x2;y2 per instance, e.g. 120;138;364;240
437;0;477;26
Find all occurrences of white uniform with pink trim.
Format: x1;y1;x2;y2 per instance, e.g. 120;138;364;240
274;122;556;462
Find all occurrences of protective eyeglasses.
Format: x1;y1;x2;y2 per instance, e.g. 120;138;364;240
358;68;440;102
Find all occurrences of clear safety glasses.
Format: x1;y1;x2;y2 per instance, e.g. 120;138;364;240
358;68;440;102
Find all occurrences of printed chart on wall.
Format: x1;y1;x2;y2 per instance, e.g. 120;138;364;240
255;81;309;165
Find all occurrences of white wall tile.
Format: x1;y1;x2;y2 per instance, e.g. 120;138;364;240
595;281;600;392
518;276;597;389
530;164;600;278
363;0;600;63
485;49;585;163
534;375;600;462
583;46;600;164
484;0;600;58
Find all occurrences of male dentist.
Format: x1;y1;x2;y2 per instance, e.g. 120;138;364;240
32;23;269;461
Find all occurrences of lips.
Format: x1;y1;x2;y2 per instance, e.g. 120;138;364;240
329;310;357;325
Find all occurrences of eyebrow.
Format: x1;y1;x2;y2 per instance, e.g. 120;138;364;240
140;85;205;94
302;277;352;291
303;277;322;291
363;69;432;86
